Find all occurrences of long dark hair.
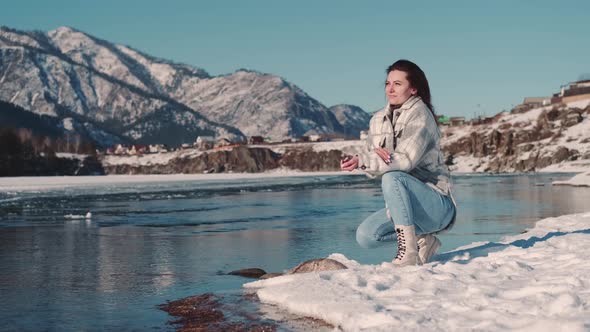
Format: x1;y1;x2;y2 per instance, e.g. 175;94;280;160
387;59;435;117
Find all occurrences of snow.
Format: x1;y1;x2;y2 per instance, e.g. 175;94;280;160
567;99;590;109
116;45;178;87
9;90;20;103
102;149;205;166
55;153;87;160
245;211;590;331
552;171;590;187
449;155;491;173
539;160;590;173
61;118;75;131
0;170;358;192
250;140;365;155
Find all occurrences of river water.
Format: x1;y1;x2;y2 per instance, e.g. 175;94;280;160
1;173;589;330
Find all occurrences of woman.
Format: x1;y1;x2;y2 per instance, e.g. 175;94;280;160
341;59;456;266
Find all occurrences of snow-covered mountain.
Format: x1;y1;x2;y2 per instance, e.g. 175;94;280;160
328;104;372;139
0;26;369;146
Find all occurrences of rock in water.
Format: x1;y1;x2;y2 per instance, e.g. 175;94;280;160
259;272;285;279
230;258;348;280
287;258;348;274
228;268;267;279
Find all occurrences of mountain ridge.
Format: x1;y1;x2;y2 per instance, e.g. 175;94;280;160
0;25;369;146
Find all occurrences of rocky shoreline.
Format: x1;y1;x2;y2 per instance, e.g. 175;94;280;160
3;103;588;177
443;103;590;173
101;145;348;175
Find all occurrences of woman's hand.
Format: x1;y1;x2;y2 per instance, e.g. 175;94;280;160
340;155;359;171
374;147;392;164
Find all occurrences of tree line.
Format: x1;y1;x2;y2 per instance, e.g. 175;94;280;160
0;100;100;176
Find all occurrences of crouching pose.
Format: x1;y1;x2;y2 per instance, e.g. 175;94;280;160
341;59;456;266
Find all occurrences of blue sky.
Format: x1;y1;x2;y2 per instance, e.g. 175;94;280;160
2;0;589;117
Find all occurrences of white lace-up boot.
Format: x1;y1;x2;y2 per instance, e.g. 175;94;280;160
392;224;420;266
417;234;441;264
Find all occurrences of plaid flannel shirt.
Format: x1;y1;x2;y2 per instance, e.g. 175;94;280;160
357;96;453;196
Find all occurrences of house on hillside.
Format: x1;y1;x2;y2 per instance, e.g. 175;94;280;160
450;116;465;127
437;115;450;126
134;145;147;154
114;144;128;155
128;145;138;155
148;144;168;153
559;79;590;104
248;136;264;144
195;136;215;150
215;137;232;148
309;134;321;142
512;97;551;114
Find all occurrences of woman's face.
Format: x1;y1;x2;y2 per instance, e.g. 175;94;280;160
385;70;417;106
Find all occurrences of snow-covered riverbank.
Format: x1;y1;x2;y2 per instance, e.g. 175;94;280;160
244;174;590;331
245;210;590;331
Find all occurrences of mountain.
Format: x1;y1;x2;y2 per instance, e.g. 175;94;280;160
0;26;242;147
328;104;372;139
0;26;368;146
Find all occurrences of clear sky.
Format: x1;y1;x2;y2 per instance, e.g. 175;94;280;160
2;0;588;118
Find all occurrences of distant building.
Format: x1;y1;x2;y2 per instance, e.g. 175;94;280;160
450;117;465;127
114;144;128;155
181;143;191;149
560;79;590;97
215;137;232;148
148;144;168;153
248;136;264;144
523;97;551;106
437;115;450;126
512;97;551;114
309;134;321;142
195;136;215;150
134;145;148;154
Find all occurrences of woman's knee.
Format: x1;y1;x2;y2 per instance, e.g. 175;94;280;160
381;171;409;194
381;171;407;187
356;222;379;249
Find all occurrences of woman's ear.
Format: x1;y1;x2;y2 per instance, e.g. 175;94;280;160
411;88;417;95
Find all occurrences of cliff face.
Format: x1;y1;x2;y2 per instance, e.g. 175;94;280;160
102;146;347;175
278;148;343;172
100;101;590;175
442;103;590;172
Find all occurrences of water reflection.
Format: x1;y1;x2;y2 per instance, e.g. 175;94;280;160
1;173;589;330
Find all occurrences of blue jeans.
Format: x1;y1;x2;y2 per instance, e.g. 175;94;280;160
356;171;455;248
